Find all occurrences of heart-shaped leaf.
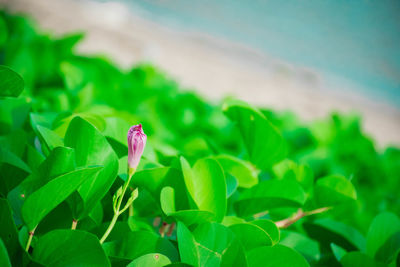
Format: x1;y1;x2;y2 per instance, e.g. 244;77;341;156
160;186;215;226
214;155;258;188
177;222;247;267
229;219;279;250
180;157;227;222
33;229;110;266
366;212;400;260
64;116;118;219
223;100;287;169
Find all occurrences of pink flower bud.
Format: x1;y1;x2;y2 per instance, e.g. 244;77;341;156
127;124;147;173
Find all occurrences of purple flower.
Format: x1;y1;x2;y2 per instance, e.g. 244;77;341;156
127;124;147;172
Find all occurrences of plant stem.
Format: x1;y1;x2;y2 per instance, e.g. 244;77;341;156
99;170;135;244
71;219;78;230
128;203;134;217
25;226;37;252
275;207;332;228
99;213;119;244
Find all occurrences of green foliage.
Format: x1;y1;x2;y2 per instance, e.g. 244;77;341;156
0;65;24;97
33;230;110;266
0;10;399;266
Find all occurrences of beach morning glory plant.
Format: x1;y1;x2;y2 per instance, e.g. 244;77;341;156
100;124;146;243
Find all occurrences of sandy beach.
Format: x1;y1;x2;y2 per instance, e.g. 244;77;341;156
2;0;400;147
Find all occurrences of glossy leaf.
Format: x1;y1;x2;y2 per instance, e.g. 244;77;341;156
229;219;279;251
160;186;215;226
280;230;320;262
8;147;75;223
127;253;171;267
64;116;118;219
33;230;110;266
22;166;102;230
314;175;357;206
366;212;400;259
177;222;247;267
214;154;258;188
103;231;179;262
36;125;64;151
223;99;287;169
272;159;313;191
181;157;227;222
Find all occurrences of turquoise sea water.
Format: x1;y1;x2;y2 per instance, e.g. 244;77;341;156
112;0;400;106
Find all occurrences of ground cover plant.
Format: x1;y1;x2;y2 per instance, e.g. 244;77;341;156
0;11;400;267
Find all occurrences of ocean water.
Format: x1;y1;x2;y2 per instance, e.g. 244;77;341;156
106;0;400;107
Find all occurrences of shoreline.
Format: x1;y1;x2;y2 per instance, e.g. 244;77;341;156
2;0;400;147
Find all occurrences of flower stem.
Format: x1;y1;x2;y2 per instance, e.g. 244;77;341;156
71;219;78;230
129;203;134;217
25;226;37;252
99;170;135;244
99;213;119;244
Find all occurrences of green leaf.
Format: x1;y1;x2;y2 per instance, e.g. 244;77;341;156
160;186;215;226
303;218;366;251
180;157;227;222
36;125;64;151
330;243;347;262
0;238;11;267
127;253;171;267
103;231;179;262
229;219;279;250
177;222;247;267
314;175;357;206
0;66;24;97
132;167;170;193
0;198;21;266
247;245;309;267
234;178;306;217
214;155;258;188
280;230;320;262
0;146;31;195
0;98;31;135
33;229;110;266
64;116;118;219
223;99;287;169
8;147;75;223
366;212;400;259
272;159;313;191
225;173;238;197
375;231;400;264
341;252;376;267
22;166;102;230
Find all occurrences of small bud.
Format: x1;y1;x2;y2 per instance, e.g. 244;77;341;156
127;124;147;173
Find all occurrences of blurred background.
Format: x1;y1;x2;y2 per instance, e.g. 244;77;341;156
2;0;400;146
